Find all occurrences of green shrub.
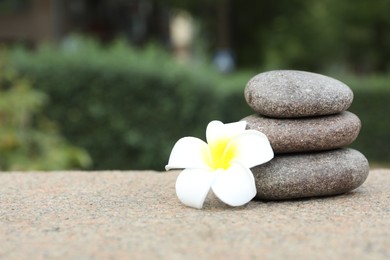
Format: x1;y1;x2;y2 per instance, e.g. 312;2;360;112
0;51;91;171
9;38;390;170
341;75;390;166
10;39;233;170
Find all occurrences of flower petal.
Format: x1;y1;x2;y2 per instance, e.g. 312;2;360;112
211;161;256;207
227;130;274;168
206;120;247;144
165;137;211;170
176;169;218;209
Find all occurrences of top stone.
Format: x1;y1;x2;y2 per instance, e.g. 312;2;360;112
245;70;354;118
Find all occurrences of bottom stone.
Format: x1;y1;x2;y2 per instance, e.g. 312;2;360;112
252;148;369;200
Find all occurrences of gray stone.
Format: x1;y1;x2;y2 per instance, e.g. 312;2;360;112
242;111;361;153
2;169;390;259
245;70;354;118
252;148;369;200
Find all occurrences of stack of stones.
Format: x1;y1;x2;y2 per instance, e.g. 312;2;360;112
243;70;369;200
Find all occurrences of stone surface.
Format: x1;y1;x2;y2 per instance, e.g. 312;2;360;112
252;148;369;200
243;111;361;153
1;169;390;259
245;70;354;118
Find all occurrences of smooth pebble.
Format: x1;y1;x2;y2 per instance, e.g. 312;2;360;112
243;111;361;153
252;148;369;200
245;70;354;118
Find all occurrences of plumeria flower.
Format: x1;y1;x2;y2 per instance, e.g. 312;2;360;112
166;120;274;209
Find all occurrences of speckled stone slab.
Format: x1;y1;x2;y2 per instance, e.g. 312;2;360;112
245;70;353;118
252;148;369;200
242;111;361;153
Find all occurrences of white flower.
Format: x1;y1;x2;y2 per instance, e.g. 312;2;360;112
166;120;274;209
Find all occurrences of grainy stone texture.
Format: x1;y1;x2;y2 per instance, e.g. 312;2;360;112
252;148;369;200
243;111;361;153
1;168;389;259
245;70;353;118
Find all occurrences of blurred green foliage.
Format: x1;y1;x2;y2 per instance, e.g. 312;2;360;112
0;50;91;171
342;75;390;166
9;38;236;170
167;0;390;73
8;38;390;170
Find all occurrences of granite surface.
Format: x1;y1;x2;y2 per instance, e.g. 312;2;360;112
243;111;361;153
252;148;369;200
245;70;353;118
1;169;389;259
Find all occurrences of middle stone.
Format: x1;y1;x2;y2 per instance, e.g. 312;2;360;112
242;111;361;153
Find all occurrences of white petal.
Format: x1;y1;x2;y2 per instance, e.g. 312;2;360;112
165;137;211;170
206;120;247;144
206;121;224;144
227;130;274;168
211;161;256;207
175;169;218;209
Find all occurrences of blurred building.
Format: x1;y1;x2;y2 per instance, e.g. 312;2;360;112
0;0;170;47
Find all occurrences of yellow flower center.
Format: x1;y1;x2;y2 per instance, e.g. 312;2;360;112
207;137;237;170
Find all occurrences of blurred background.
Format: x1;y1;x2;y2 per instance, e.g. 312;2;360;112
0;0;389;171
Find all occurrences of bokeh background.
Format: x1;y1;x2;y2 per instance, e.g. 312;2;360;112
0;0;389;171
